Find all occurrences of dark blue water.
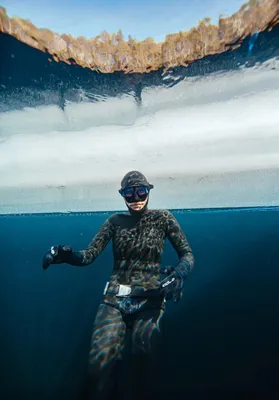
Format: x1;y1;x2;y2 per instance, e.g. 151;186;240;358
1;207;279;399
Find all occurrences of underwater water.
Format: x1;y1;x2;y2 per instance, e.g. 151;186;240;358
1;207;279;399
1;9;279;400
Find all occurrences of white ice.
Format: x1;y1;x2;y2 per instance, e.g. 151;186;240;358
1;58;279;214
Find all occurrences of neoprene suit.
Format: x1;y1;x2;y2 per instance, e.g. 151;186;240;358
42;172;195;400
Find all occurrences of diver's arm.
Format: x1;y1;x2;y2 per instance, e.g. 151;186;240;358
165;211;194;277
42;218;114;269
160;211;194;301
73;218;114;266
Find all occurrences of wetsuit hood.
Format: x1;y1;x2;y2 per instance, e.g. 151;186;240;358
120;170;154;191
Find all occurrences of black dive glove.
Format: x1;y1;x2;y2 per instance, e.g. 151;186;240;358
160;260;190;303
42;245;73;270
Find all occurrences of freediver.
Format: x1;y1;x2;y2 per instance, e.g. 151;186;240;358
42;171;195;400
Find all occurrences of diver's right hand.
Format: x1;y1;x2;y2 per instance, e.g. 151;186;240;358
42;245;73;270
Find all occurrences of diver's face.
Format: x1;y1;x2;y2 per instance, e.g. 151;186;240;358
120;186;149;212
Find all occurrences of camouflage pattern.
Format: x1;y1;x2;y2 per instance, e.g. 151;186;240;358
85;300;165;399
119;170;154;190
87;301;164;392
66;206;194;399
77;209;194;308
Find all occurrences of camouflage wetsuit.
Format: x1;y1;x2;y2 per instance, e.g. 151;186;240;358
43;172;194;400
57;209;194;399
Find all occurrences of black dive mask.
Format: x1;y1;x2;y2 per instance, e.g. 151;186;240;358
119;186;149;203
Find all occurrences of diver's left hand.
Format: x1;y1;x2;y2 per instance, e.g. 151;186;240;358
160;267;184;303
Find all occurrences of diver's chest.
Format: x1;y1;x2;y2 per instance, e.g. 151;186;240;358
115;223;165;244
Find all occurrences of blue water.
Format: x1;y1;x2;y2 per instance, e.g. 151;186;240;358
1;207;279;399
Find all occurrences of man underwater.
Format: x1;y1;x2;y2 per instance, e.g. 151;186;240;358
43;170;195;400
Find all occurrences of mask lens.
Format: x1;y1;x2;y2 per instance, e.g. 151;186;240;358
135;186;149;200
121;188;134;198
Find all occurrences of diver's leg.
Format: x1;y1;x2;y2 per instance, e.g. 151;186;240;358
130;307;165;400
83;303;126;400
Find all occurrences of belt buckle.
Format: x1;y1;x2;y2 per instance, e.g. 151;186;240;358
116;284;132;297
